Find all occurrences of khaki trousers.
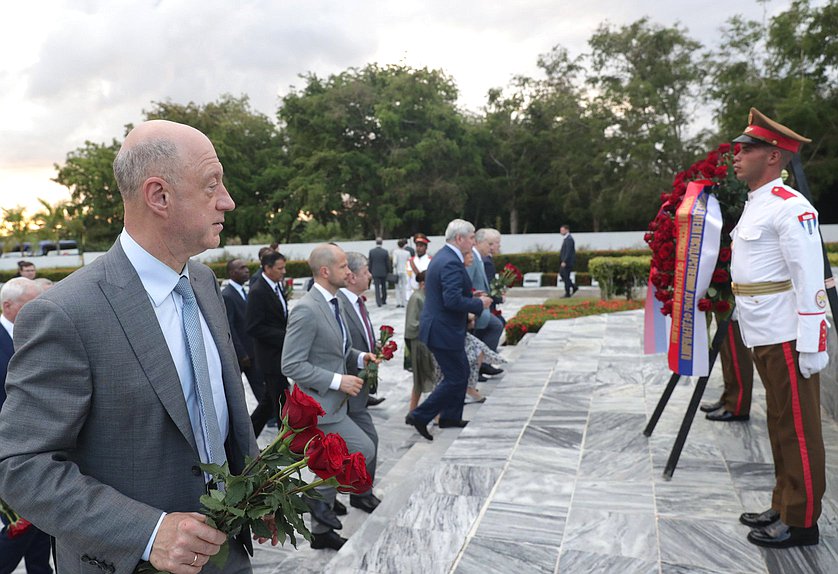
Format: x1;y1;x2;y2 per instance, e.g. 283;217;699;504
720;321;753;416
752;341;826;528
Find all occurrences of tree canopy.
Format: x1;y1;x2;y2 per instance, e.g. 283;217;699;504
41;0;837;250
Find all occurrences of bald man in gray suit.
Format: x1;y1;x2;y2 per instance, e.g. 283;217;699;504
281;244;377;551
0;121;266;573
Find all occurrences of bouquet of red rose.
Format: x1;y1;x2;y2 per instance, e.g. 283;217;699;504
360;325;397;395
0;497;32;539
284;278;294;300
490;263;523;299
138;386;370;573
645;142;748;320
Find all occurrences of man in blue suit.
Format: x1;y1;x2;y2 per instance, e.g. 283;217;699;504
406;220;491;440
0;277;50;574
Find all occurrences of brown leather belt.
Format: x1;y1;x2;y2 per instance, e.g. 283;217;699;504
731;280;792;296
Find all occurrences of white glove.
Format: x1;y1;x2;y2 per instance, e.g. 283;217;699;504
799;351;829;379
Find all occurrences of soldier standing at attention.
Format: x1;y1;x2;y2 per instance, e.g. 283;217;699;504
730;108;828;549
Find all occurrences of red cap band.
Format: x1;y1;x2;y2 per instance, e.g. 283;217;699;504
743;125;801;153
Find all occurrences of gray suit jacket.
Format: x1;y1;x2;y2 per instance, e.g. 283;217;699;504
0;241;258;574
467;250;492;330
281;287;361;425
336;290;374;413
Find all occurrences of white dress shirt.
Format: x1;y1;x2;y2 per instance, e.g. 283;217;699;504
259;274;288;316
228;279;247;301
311;282;365;389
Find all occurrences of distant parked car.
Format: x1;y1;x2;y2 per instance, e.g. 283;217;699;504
39;239;79;256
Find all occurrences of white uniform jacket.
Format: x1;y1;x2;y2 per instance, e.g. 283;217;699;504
730;177;827;351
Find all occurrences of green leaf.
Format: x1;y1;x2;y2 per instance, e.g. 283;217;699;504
200;494;226;512
225;479;248;506
208;540;230;570
251;518;272;539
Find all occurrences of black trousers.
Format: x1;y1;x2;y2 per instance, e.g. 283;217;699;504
560;265;575;295
372;276;388;306
250;373;289;437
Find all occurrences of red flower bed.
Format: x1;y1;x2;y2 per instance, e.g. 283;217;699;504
505;300;644;345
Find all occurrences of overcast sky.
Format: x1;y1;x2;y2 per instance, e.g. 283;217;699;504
0;0;810;213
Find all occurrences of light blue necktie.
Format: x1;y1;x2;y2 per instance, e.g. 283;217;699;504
174;276;227;466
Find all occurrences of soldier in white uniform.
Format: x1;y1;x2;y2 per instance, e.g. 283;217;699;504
730;108;828;549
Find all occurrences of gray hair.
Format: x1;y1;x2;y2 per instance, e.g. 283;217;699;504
1;277;44;305
475;228;500;244
345;252;368;274
308;243;340;276
445;219;475;242
113;137;181;200
34;278;54;289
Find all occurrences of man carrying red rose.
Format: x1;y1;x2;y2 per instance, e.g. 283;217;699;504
281;244;378;551
729;108;827;549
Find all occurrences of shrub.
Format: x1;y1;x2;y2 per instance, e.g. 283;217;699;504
588;256;650;300
504;299;644;345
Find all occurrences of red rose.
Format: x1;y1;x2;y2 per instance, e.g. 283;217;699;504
711;268;730;284
655;288;672;302
705;151;719;165
384;340;397;353
660;258;676;272
282;385;325;430
698;298;712;312
714;300;731;314
7;518;31;539
380;325;395;336
286;278;293;287
657;242;675;260
661;300;673;316
660;192;671;204
714;165;728;179
718;143;731;154
718;247;731;262
700;161;716;178
644;233;654;244
381;347;394;360
285;426;325;456
306;433;349;480
335;452;373;494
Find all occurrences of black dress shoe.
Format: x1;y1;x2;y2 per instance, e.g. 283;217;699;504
350;494;381;513
572;285;579;294
332;499;347;516
480;364;504;376
310;530;347;550
438;419;469;428
405;413;433;441
706;409;749;422
366;395;386;407
747;520;819;549
699;399;724;413
740;508;780;528
306;498;342;530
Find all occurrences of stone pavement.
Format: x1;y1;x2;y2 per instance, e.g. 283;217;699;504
12;293;838;573
248;302;838;573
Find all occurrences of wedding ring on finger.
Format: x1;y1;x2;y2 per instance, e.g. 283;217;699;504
190;554;198;567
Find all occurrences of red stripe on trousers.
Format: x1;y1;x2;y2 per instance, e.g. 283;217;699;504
783;342;815;527
729;324;745;415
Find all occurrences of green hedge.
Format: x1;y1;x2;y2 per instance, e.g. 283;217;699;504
0;267;82;283
206;259;311;280
495;249;649;276
588;256;650;300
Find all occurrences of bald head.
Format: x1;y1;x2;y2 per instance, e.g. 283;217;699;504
309;243;350;293
113;120;234;272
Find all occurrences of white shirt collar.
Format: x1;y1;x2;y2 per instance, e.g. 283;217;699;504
340;287;360;305
119;229;186;307
261;273;280;292
0;314;13;338
748;177;784;201
445;242;464;263
312;281;338;303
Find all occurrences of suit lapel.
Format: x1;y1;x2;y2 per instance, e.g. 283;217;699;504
99;243;198;453
339;292;370;352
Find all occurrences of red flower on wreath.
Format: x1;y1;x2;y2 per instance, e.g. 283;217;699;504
645;142;747;317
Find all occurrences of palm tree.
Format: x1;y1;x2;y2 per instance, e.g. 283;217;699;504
1;206;32;255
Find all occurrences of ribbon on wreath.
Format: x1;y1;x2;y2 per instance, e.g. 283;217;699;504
667;181;722;376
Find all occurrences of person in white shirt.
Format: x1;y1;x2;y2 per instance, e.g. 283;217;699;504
729;108;826;549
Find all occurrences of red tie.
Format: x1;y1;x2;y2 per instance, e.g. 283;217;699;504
357;297;376;352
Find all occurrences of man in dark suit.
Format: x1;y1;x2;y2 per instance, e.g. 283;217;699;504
223;259;264;402
337;252;382;513
247;251;290;438
282;244;378;551
368;238;391;307
0;277;51;574
248;246;275;288
406;220;491;440
0;120;267;573
559;224;578;298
